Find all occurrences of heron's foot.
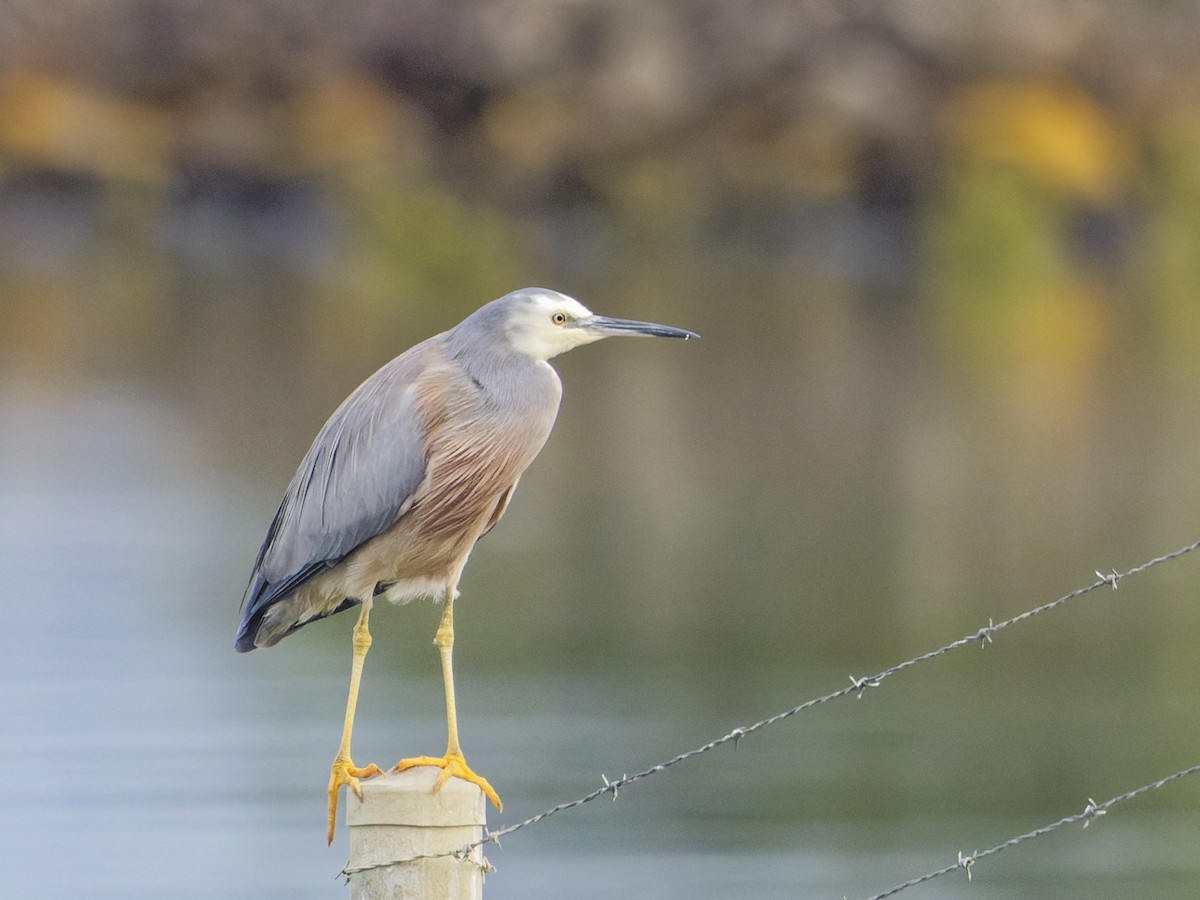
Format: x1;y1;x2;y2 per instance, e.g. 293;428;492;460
327;756;385;845
393;752;503;811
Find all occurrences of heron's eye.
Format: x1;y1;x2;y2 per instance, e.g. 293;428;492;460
551;312;568;325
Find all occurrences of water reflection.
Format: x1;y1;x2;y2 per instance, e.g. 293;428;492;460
2;359;1199;897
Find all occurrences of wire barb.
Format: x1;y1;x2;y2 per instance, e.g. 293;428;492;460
974;617;996;647
1096;568;1121;590
957;850;977;882
850;674;882;697
1081;797;1106;828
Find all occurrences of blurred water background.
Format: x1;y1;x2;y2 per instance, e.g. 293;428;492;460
2;1;1200;897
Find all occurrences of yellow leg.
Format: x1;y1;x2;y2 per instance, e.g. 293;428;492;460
438;589;466;759
326;602;384;845
394;583;502;810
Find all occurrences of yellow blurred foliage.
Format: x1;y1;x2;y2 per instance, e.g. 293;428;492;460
0;71;171;182
481;79;585;173
924;138;1116;434
935;275;1109;381
931;277;1113;442
1010;280;1109;384
948;79;1133;203
287;76;426;173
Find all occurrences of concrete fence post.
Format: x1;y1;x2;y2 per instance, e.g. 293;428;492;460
346;767;488;899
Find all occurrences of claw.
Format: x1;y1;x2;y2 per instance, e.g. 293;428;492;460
393;752;503;811
327;757;384;844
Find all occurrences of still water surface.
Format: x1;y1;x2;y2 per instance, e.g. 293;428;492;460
3;384;1198;899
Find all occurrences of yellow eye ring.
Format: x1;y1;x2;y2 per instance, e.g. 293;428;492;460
551;312;568;325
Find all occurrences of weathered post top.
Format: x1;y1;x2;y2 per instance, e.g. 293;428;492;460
345;767;488;899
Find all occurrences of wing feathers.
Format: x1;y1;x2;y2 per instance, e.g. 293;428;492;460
236;344;435;650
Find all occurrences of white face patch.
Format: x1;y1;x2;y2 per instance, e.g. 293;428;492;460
506;290;604;360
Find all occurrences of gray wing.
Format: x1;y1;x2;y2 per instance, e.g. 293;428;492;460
235;345;432;651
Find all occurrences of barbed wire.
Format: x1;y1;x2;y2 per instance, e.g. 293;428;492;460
341;536;1200;882
863;762;1200;899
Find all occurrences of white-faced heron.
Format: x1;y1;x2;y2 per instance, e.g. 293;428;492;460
236;287;698;843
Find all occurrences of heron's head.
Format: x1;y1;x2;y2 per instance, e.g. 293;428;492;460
501;287;699;361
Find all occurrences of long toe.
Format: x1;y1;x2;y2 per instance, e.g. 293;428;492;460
393;752;503;811
327;757;385;844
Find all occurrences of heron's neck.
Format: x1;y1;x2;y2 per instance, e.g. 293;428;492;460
451;342;561;415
